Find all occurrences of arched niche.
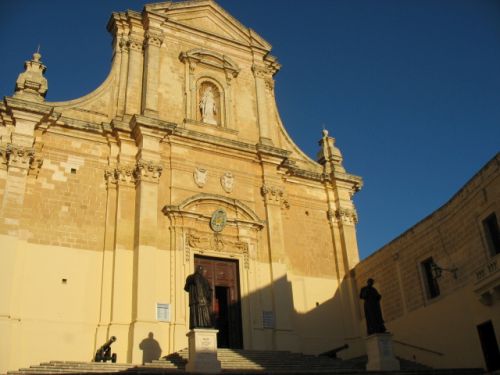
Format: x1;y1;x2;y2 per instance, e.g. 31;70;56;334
180;49;240;130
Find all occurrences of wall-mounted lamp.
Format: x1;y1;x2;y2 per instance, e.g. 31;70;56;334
431;261;458;279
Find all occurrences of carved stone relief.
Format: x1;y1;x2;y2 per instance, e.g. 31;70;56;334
105;159;162;187
261;183;289;209
127;37;144;52
193;167;208;188
0;143;43;176
180;49;239;127
185;230;250;268
144;30;163;48
135;159;163;183
335;207;358;225
220;172;234;193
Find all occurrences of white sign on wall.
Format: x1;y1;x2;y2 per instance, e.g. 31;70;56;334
262;311;275;329
156;303;171;322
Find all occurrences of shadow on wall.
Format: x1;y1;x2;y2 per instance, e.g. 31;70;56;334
191;270;363;357
139;332;162;364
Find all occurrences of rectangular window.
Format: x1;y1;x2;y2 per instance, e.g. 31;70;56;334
421;257;440;299
483;213;500;256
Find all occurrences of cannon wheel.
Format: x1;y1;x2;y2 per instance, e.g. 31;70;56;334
95;353;102;362
111;353;117;363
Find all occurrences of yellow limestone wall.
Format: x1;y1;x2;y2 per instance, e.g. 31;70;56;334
0;1;364;372
355;154;500;369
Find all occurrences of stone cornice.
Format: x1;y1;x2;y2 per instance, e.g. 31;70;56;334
332;171;363;192
279;158;326;183
256;143;291;159
4;97;53;116
131;114;177;140
174;127;255;154
56;116;105;134
287;167;327;183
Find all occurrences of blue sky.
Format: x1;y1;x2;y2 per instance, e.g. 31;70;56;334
1;0;499;259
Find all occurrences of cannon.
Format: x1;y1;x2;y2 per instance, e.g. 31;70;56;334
94;336;117;363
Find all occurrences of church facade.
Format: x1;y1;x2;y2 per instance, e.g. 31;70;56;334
0;1;363;372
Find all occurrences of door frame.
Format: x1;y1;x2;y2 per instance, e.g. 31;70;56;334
194;254;243;348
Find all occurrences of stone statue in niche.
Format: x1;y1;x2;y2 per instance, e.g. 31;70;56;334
360;278;387;335
184;265;213;329
199;85;217;125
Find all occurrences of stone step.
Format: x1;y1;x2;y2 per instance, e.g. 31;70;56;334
5;347;486;375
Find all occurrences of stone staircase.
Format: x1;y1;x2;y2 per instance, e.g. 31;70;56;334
147;347;354;372
5;348;486;374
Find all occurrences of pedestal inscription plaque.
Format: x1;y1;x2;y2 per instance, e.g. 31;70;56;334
186;329;221;373
365;333;400;371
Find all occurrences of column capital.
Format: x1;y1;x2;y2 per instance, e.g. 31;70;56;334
1;143;43;175
335;207;358;225
261;184;290;210
134;159;162;184
144;29;163;48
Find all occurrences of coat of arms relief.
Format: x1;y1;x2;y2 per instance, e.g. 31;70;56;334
220;171;234;193
193;167;208;188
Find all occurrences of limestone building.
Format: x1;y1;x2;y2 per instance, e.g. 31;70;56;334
0;1;363;372
354;153;500;371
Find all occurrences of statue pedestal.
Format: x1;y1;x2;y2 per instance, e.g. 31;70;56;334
365;333;400;371
186;329;221;374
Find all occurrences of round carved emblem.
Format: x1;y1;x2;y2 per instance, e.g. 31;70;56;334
210;209;227;232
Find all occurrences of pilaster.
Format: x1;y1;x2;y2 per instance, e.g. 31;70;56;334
129;115;172;363
95;138;119;347
106;124;137;361
258;147;297;350
252;65;272;145
319;129;364;358
107;13;130;118
0;98;49;235
141;12;164;117
124;14;145;116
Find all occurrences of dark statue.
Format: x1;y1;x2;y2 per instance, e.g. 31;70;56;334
94;336;117;363
359;278;387;335
184;265;213;329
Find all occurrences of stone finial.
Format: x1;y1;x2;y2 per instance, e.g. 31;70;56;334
13;50;48;102
316;128;345;173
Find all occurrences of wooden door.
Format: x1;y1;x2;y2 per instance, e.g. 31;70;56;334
194;256;243;348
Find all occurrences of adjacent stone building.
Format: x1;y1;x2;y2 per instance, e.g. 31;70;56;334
0;1;364;372
354;153;500;371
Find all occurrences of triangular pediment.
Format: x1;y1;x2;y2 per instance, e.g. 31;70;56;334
145;0;271;50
